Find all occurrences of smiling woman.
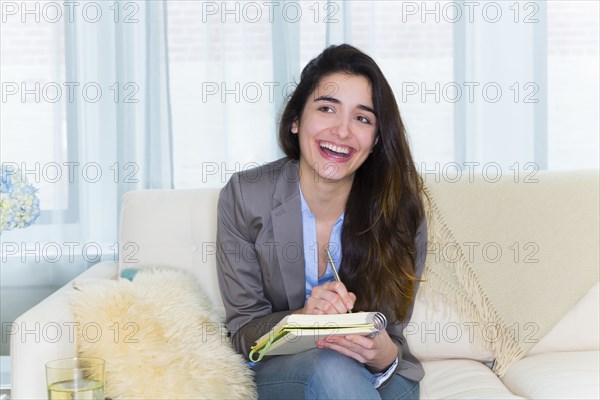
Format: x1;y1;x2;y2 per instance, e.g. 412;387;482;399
216;44;427;400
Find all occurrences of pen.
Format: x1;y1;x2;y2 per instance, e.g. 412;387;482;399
325;247;352;313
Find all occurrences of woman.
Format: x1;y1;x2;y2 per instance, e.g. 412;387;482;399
217;44;427;399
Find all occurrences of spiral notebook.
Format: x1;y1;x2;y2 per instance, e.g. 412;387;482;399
248;311;387;362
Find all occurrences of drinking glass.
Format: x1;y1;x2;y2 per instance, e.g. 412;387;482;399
46;357;105;400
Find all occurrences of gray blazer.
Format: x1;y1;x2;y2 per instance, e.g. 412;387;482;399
216;158;427;383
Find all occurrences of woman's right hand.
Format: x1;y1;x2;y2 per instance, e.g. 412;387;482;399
296;281;356;314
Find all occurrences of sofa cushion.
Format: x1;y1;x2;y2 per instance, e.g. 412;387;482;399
501;351;600;400
406;296;494;362
420;359;525;399
528;282;599;355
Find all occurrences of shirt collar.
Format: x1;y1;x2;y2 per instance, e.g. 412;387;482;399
298;183;344;225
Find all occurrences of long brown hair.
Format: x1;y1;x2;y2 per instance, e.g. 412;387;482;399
279;44;424;322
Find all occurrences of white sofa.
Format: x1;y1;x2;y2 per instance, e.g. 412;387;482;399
11;170;599;399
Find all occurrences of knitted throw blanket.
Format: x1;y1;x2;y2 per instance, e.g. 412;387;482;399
419;171;599;376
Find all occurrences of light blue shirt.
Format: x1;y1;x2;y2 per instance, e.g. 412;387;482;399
298;185;397;388
299;187;343;300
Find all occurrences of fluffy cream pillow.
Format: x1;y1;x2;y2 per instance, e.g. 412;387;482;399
70;268;257;399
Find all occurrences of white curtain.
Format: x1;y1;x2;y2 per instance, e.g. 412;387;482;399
59;0;174;242
454;1;548;170
169;0;455;188
1;0;173;358
169;0;598;190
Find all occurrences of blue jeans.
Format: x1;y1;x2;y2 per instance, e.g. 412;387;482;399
252;349;420;400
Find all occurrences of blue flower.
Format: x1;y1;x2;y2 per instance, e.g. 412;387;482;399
0;164;41;232
0;176;12;194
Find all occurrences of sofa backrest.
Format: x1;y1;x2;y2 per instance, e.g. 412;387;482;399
119;188;225;314
118;170;599;362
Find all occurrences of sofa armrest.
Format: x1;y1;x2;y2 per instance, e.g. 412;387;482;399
10;261;118;400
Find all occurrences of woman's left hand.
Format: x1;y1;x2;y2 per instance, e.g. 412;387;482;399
316;330;398;372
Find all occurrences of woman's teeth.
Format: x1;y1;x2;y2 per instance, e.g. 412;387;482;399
320;142;350;155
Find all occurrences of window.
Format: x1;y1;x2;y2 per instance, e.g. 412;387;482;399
1;0;71;215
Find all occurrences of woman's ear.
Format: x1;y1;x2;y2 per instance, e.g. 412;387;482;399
291;119;299;134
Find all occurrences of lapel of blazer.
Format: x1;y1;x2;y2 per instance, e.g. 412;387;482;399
270;160;305;311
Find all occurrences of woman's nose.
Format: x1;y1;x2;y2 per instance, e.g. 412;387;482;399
331;117;350;139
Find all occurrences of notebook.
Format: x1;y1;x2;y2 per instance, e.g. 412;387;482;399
248;311;387;362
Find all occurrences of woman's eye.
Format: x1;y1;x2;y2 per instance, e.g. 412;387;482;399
357;115;371;124
318;106;333;113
